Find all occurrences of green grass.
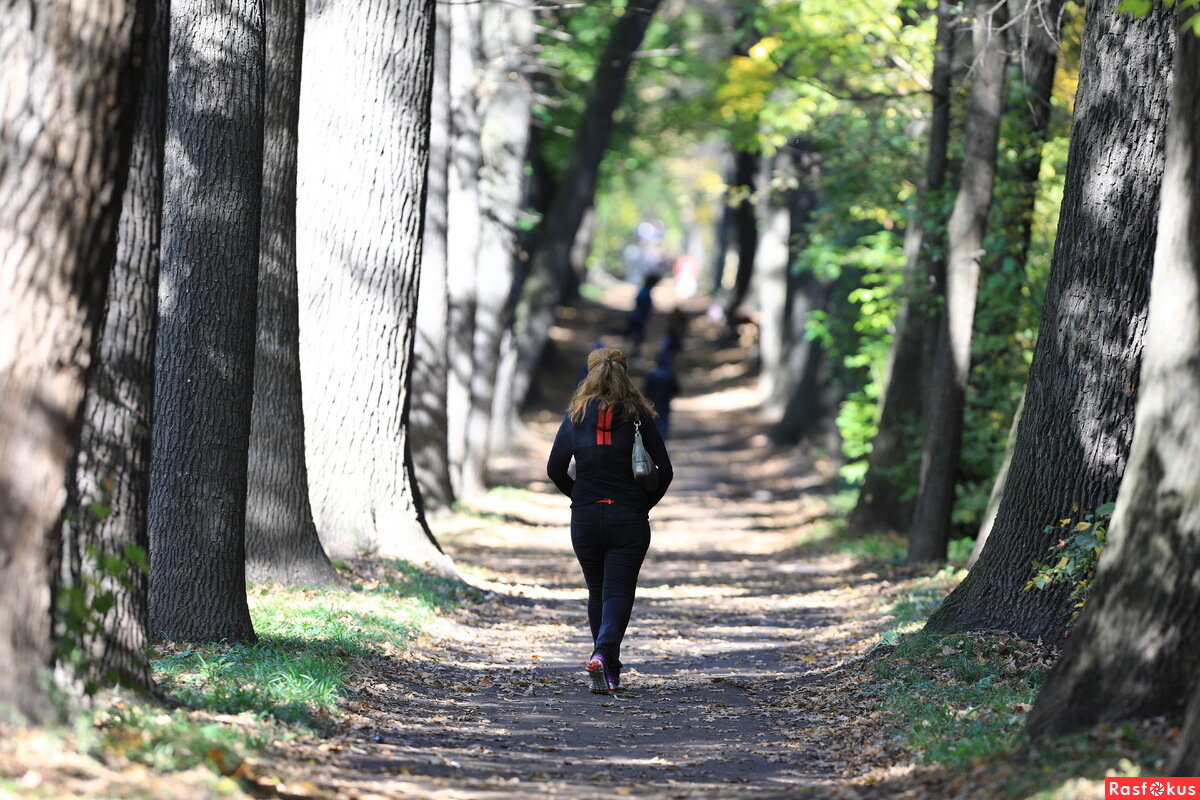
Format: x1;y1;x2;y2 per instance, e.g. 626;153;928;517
90;559;475;777
868;619;1169;797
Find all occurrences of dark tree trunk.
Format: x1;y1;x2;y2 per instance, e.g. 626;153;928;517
149;0;263;642
710;157;736;294
850;0;953;533
1027;18;1195;741
411;3;456;514
925;0;1175;640
723;149;761;324
908;0;1009;563
244;0;339;587
511;0;662;407
0;0;150;721
296;0;453;573
61;0;168;696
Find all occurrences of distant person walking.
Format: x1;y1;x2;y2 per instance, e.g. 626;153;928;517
626;273;660;356
643;352;681;440
547;347;673;694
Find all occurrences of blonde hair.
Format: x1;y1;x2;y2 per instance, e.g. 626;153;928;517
567;347;657;424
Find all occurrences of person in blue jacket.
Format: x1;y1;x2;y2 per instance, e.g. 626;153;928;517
547;347;673;694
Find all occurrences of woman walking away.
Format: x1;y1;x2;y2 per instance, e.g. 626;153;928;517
547;347;673;694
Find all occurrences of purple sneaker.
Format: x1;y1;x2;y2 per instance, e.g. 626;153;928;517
586;653;611;694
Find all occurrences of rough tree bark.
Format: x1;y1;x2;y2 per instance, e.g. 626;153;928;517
1026;20;1197;741
850;0;953;533
244;0;339;587
61;0;168;696
908;0;1009;563
458;0;534;498
510;0;662;409
925;0;1175;640
297;0;453;572
148;0;263;642
0;0;150;721
411;4;456;515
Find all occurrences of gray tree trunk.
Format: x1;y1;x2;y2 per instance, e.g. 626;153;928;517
411;5;456;514
757;153;795;415
925;0;1174;641
458;0;534;499
908;0;1009;563
511;0;662;408
61;0;168;696
759;143;825;440
1027;24;1197;739
850;0;953;533
0;0;150;721
244;0;339;587
296;0;453;573
149;0;263;643
444;0;483;497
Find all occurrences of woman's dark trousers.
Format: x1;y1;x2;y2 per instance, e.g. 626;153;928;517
570;502;651;674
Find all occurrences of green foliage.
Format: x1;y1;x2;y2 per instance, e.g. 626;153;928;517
803;231;906;484
1025;502;1114;621
870;631;1051;769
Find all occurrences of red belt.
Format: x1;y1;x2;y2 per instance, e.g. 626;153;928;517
596;498;615;504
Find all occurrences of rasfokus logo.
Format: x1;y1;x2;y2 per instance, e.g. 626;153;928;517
1106;778;1200;797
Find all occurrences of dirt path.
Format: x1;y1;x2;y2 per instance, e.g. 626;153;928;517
276;292;906;799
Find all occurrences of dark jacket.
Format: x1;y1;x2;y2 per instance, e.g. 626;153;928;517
547;401;673;512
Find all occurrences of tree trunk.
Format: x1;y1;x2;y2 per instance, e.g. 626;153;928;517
411;4;456;515
850;0;953;533
61;0;168;697
1026;18;1195;740
925;0;1174;640
0;0;150;721
458;0;534;499
244;0;339;587
757;152;794;413
962;0;1065;564
444;0;483;498
149;0;262;643
710;158;736;294
908;0;1009;563
759;142;825;435
1001;0;1066;271
511;0;662;408
723;149;761;324
296;0;453;572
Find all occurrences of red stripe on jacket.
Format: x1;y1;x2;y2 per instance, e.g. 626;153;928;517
596;407;613;445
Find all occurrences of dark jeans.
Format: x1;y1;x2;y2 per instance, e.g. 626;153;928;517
571;502;651;674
